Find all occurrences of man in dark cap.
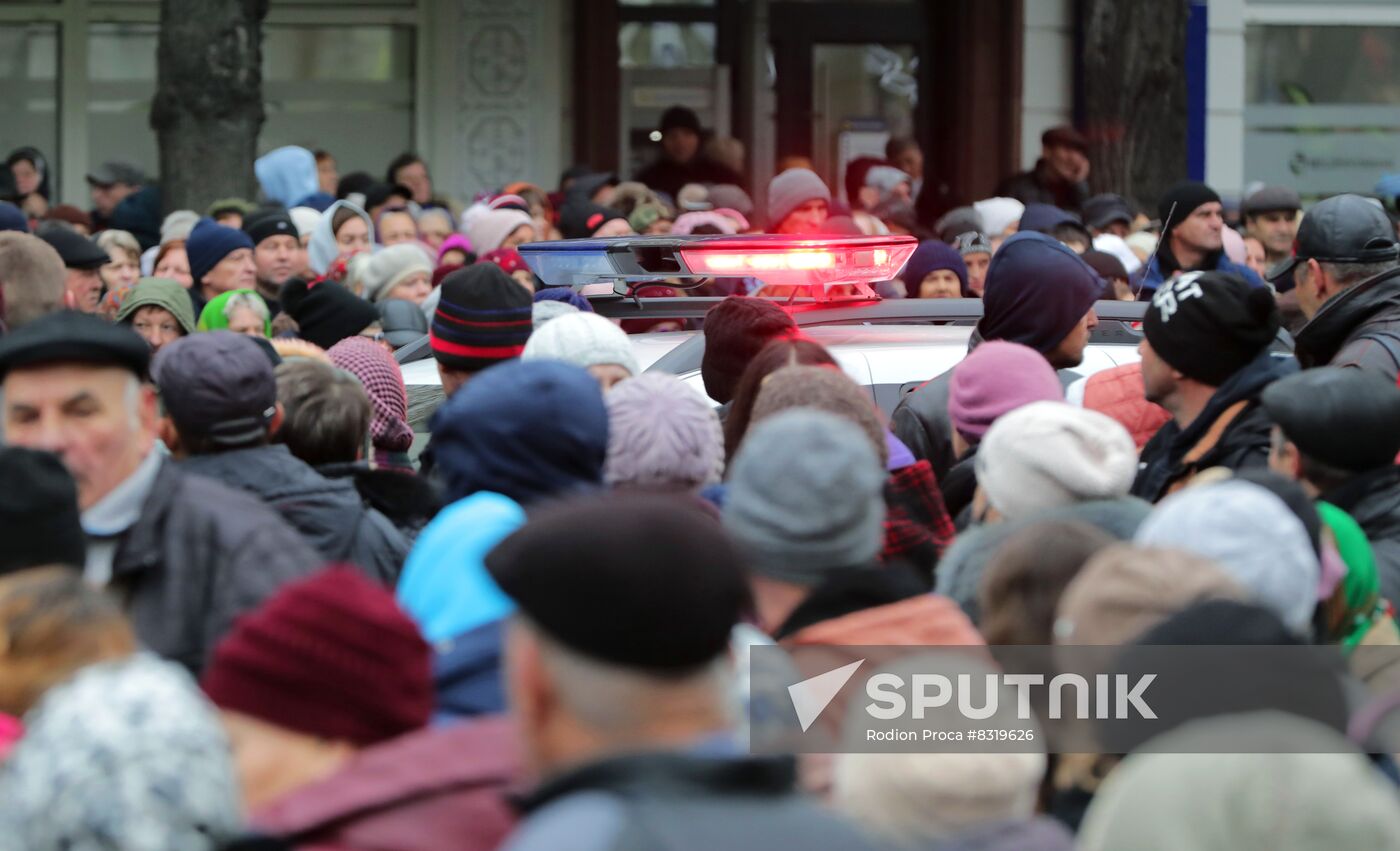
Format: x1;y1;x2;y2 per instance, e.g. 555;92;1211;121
153;331;408;584
36;226;109;313
1263;367;1400;603
633;104;743;199
186;217;256;313
0;446;85;575
86;161;144;229
430;264;534;399
0;311;320;672
1272;194;1400;378
1133;271;1291;501
1241;185;1302;273
1134;181;1263;295
892;231;1101;478
1083;193;1135;238
243;208;304;315
994;125;1091;213
489;493;880;851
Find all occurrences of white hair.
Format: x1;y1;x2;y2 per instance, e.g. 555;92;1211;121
222;291;270;321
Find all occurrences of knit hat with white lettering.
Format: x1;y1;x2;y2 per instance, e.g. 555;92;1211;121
1142;271;1279;386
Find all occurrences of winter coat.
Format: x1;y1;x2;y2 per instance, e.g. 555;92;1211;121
1294;266;1400;379
181;444;408;585
633;157;744;203
1131;249;1264;296
883;459;956;585
1325;466;1400;611
994;159;1088;213
317;461;443;545
111;456;322;673
501;750;881;851
252;716;520;851
927;817;1075;851
432;620;507;721
1132;353;1296;502
1079;362;1172;449
940;449;978;525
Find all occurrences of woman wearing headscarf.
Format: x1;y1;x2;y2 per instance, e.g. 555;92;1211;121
198;288;273;337
115;277;198;352
5;147;51;217
308;199;374;275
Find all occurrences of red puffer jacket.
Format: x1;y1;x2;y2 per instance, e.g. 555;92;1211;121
1081;362;1172;449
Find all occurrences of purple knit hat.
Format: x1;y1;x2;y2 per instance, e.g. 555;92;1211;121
948;340;1063;441
327;336;414;465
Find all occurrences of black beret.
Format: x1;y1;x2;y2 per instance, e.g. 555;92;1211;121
0;447;85;575
0;310;151;379
39;227;110;270
1261;367;1400;473
485;493;751;672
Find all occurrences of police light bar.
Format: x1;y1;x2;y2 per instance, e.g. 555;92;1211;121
517;234;917;292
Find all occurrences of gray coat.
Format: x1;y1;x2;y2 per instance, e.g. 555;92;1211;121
110;457;323;673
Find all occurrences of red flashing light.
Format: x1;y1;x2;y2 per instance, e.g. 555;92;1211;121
678;237;915;291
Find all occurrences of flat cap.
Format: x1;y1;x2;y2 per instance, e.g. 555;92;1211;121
38;227;109;270
1261;367;1400;473
1242;185;1301;216
0;310;150;379
151;331;277;447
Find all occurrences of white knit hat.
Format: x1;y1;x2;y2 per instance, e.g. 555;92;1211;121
464;207;533;255
522;311;640;377
361;243;432;303
975;401;1137;520
972;197;1025;236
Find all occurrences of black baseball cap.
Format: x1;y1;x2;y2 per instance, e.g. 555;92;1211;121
151;331;277;447
1267;193;1400;284
1083;193;1133;230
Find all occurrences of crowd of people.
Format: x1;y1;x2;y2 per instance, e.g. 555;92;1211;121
3;105;1400;848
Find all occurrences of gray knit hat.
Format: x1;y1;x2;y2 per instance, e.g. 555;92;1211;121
766;168;832;229
723;408;885;583
604;372;723;493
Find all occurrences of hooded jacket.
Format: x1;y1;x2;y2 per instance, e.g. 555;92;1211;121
1132;353;1297;502
255;146;320;209
308;200;373;276
1293;265;1400;378
1324;466;1400;609
180;444;409;585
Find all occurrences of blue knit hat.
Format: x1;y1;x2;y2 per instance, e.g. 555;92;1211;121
186;217;254;284
533;286;595;313
900;239;969;297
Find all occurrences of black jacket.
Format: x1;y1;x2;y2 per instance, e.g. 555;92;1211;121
181;444;408;584
1325;466;1400;607
110;456;322;673
505;750;881;851
632;157;744;204
1132;354;1296;502
994;159;1088;213
1294;266;1400;379
317;461;443;545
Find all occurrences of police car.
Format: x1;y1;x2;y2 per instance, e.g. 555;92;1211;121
399;234;1149;434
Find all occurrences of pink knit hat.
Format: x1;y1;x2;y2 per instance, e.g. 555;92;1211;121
947;340;1063;441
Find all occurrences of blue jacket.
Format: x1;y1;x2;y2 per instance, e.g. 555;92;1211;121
1133;250;1264;296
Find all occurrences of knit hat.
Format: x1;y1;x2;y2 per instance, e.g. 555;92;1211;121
1157;180;1221;237
975;401;1137;520
486;493;750;671
533;299;580;328
202;566;432;746
748;365;889;466
281;277;380;350
1134;480;1320;633
436;233;474;264
0;202;28;234
1262;367;1400;473
289;206;321;242
464;208;532;254
935;207;985;244
114;276;197;335
522;311;640;377
948;341;1063;440
724;409;886;582
672;211;740;236
604;372;723;493
432;359;608;505
533;286;594;312
0;447;84;575
973;197;1025;236
361;243;432;303
558;202;627;240
659;105;703;135
1053;544;1247;645
479;247;530;276
900;239;969;297
700;295;797;403
767;168;832;229
708;184;755;217
185;217;254;284
197;288;271;336
978;231;1102;354
243;208;299;247
1091;232;1143;274
1143;270;1279;386
953;230;993;258
328;336;414;457
430;263;534;372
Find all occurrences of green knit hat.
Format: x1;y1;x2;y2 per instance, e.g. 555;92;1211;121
114;277;197;335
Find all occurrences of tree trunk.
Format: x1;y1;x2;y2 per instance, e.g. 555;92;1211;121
1080;0;1190;212
150;0;268;215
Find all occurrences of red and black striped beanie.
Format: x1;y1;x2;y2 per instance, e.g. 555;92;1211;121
430;263;534;372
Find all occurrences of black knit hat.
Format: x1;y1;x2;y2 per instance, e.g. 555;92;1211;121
1143;271;1279;386
700;296;797;404
243;208;299;246
659;105;702;135
1262;367;1400;473
281;277;380;351
558;202;627;240
485;493;750;671
429;264;533;372
0;447;84;575
1157;181;1221;237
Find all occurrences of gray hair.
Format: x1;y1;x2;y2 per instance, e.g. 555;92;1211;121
1320;259;1397;289
222;291;270;322
95;229;141;262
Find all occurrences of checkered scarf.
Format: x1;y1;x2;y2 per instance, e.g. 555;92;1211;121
328;336;414;461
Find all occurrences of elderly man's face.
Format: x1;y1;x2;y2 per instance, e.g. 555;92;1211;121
3;364;156;510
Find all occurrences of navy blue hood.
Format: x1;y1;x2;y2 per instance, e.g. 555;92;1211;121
978;231;1101;354
431;359;608;505
1018;202;1082;234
